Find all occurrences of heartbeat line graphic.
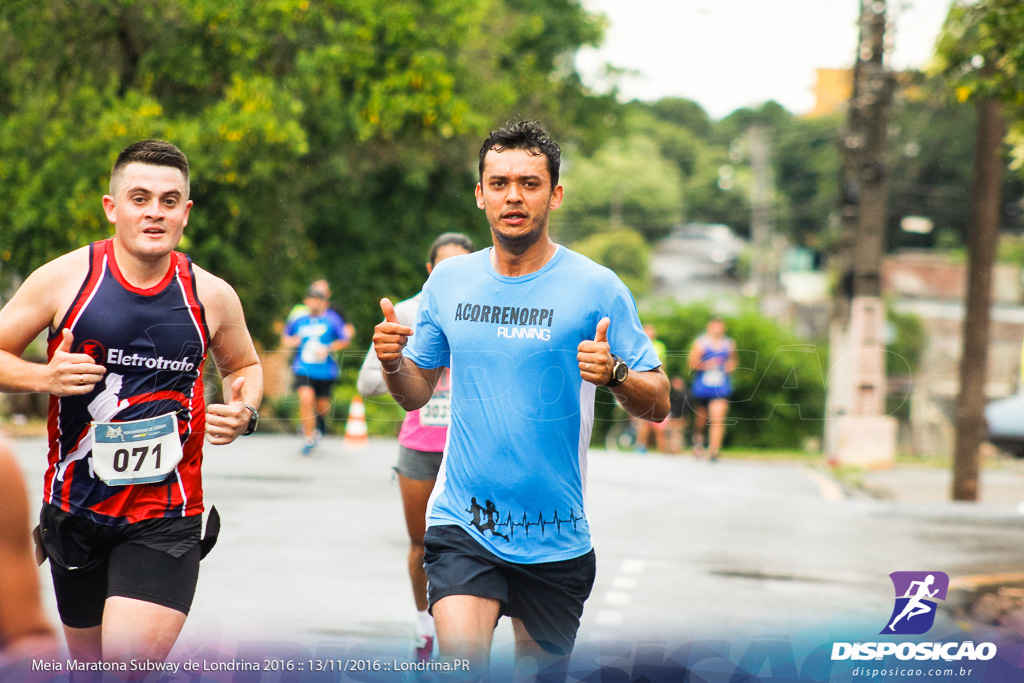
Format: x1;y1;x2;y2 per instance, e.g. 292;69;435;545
498;509;583;538
466;497;583;541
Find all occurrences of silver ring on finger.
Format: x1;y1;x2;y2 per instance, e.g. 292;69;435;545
585;362;591;372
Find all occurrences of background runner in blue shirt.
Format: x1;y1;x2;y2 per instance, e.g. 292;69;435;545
371;120;669;679
282;283;351;454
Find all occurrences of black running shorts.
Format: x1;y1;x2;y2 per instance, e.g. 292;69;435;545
38;503;202;628
293;374;336;399
423;524;596;656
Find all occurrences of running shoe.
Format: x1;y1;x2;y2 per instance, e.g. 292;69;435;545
414;635;434;663
301;439;316;456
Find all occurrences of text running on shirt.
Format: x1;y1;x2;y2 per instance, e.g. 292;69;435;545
454;303;555;342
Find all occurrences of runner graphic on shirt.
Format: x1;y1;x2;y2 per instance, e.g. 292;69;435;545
467;497;509;541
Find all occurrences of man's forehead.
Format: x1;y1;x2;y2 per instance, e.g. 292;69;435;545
481;147;549;179
113;162;188;193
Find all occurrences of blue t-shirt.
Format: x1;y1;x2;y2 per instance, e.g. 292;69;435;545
285;310;348;380
405;246;660;563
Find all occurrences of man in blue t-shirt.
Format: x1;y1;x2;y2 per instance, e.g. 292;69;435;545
372;120;669;677
282;283;350;454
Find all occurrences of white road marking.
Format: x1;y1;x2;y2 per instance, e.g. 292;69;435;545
612;576;638;590
605;591;633;606
595;610;624;626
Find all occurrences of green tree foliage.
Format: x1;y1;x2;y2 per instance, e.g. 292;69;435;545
572;228;650;296
712;101;793;147
933;0;1024;104
0;0;612;344
648;98;713;139
620;100;745;236
934;0;1024;166
552;131;683;244
681;144;752;233
886;74;1024;250
708;102;840;248
772;115;842;251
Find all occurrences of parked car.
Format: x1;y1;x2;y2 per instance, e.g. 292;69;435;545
669;223;747;275
985;392;1024;457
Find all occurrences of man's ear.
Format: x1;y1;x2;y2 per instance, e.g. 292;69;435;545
549;184;564;211
102;195;117;224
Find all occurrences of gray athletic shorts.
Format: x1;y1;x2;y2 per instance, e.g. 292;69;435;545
396;445;444;481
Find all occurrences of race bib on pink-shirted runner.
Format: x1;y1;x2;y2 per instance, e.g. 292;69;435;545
419;369;451;427
420;392;450;427
90;413;183;486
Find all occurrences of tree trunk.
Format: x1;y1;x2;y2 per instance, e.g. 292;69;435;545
951;97;1005;502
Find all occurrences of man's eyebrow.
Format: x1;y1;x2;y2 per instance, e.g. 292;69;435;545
126;187;183;196
486;173;542;181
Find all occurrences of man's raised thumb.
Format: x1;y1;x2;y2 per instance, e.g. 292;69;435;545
226;375;245;404
595;317;610;343
58;328;74;353
380;298;399;324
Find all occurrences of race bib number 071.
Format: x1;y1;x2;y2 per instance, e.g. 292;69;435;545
90;413;184;486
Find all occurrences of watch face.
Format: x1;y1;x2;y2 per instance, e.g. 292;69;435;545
615;362;628;382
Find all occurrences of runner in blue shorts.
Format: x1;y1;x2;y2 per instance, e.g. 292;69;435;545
371;120;670;680
688;318;737;461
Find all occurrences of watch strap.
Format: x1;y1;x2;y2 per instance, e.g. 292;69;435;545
242;403;259;436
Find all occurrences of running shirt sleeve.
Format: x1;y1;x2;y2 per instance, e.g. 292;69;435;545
283;317;300;338
326;310;348;341
607;281;661;372
404;285;450;370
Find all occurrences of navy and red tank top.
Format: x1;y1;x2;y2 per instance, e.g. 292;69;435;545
44;239;210;525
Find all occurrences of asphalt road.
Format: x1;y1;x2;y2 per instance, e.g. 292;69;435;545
9;434;1024;665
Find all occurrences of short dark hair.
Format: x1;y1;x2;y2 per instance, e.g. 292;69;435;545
428;232;474;266
111;140;189;194
478;120;561;188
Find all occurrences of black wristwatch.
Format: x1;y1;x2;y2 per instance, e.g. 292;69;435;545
606;355;628;387
242;403;259;436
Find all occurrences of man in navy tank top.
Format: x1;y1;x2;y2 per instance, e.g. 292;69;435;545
0;140;263;667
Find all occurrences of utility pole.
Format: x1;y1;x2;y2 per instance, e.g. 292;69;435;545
826;0;897;466
849;0;893;299
834;0;895;307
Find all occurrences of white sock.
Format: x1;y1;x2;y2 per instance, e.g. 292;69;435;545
415;610;434;637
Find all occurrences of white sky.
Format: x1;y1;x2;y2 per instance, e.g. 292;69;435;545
575;0;956;120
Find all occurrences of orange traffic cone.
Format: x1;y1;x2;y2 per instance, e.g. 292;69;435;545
344;395;368;449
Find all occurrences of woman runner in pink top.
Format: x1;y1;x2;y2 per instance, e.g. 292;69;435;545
357;233;473;661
